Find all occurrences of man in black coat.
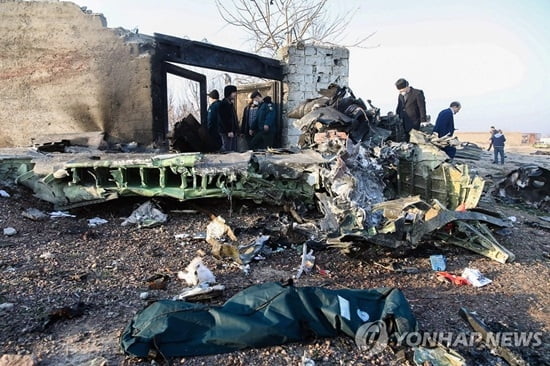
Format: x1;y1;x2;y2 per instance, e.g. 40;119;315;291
240;90;262;150
395;78;427;141
218;85;239;152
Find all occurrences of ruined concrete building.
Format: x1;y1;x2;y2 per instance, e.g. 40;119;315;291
0;0;154;146
0;0;350;148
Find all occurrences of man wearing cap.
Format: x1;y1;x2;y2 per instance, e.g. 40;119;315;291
206;89;222;151
433;101;461;159
395;78;427;141
218;85;239;152
240;90;263;150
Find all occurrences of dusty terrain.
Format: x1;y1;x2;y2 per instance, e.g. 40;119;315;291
1;147;549;365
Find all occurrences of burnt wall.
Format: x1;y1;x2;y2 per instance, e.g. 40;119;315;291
0;0;155;147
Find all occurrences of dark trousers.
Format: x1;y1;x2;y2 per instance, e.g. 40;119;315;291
442;146;456;159
494;146;505;164
220;134;237;152
249;131;275;150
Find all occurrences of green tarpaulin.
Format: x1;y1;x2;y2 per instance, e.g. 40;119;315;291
120;282;417;358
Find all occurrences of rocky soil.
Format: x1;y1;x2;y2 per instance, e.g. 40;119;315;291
1;148;549;365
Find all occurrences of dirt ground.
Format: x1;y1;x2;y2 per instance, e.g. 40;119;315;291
0;147;549;365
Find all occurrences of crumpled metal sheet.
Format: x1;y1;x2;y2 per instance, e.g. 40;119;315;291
331;197;515;263
121;201;168;228
287;97;331;119
494;165;550;211
454;142;483;160
316;140;386;239
398;131;485;210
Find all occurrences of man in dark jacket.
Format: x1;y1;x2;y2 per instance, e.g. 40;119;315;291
218;85;239;152
433;101;461;159
395;78;427;141
491;129;506;164
249;96;277;150
206;89;222;151
240;90;262;150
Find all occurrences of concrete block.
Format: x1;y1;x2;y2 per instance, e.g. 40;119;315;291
304;46;317;56
288;54;306;65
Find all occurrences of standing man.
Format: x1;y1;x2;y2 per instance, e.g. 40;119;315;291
240;90;262;150
487;126;497;151
433;101;461;159
395;78;427;141
218;85;239;152
491;129;506;164
206;89;222;151
249;96;277;150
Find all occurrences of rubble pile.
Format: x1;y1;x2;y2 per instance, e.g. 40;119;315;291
0;84;516;265
289;84;403;148
3;84;548;365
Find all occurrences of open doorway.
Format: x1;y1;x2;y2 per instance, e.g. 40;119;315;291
152;33;284;151
164;63;282;151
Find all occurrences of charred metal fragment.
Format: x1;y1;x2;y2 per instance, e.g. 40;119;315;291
330;197;515;263
398;131;485;210
494;165;550;211
454;142;483;160
291;84;395;148
459;307;528;366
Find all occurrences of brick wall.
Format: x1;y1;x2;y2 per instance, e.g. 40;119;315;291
279;43;349;147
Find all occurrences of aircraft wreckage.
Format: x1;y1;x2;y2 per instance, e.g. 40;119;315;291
0;85;517;263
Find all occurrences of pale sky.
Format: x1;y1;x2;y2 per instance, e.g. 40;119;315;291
74;0;550;134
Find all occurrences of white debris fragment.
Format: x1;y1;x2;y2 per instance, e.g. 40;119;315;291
87;217;108;227
0;303;14;311
0;190;10;197
121;201;167;227
49;211;76;218
139;292;149;300
177;257;216;286
3;227;17;236
53;169;69;179
173;284;225;301
22;208;48;221
39;251;54;259
241;264;250;275
174;233;190;239
301;351;316;366
206;215;237;242
461;268;492;287
296;243;315;279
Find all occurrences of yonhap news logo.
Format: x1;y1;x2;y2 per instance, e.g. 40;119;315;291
354;320;389;356
355;324;543;356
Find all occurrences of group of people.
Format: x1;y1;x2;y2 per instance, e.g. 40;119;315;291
206;79;505;163
395;78;462;160
206;85;277;152
396;78;507;164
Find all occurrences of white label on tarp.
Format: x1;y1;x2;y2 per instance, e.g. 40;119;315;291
357;309;370;322
338;295;351;320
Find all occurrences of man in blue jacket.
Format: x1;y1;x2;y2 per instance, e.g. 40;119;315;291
433;101;461;159
249;96;277;150
491;129;506;164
